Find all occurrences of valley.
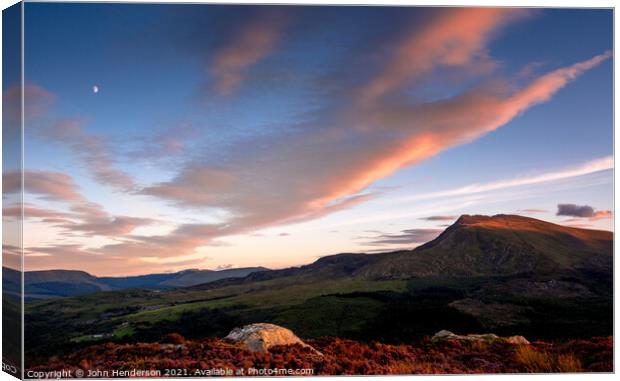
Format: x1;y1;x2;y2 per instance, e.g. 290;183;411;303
21;214;613;371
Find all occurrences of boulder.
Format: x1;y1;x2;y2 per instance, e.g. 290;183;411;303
506;335;530;345
433;330;455;338
432;330;527;344
225;323;321;354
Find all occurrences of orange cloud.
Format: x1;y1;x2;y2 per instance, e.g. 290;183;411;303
591;210;613;220
211;10;288;95
136;52;608;264
498;51;612;126
359;8;530;104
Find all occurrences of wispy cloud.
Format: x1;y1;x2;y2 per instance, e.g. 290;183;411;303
518;209;548;214
360;228;442;247
3;83;54;126
43;119;136;191
419;215;457;221
211;10;288;95
16;84;136;192
3;170;152;237
359;8;530;104
403;156;612;202
130;123;197;161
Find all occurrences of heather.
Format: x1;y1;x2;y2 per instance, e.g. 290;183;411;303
28;335;612;376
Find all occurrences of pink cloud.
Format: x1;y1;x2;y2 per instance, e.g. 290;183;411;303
519;209;548;214
4;205;74;223
591;210;613;220
44;119;136;191
23;244;150;276
2;244;22;270
3;170;84;202
2;83;55;125
4;170;153;237
565;223;594;229
419;215;458;221
359;8;531;104
64;216;155;236
211;10;288;95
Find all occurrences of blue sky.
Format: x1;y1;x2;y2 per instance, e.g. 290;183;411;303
8;4;613;275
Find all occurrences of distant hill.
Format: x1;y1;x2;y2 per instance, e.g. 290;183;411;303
3;266;268;300
98;267;269;289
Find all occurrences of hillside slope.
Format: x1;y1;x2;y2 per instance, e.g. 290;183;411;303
358;214;613;279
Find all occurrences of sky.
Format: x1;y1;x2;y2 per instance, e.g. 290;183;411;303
3;4;613;276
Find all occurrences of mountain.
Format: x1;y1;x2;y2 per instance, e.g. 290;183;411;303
192;214;613;289
359;214;613;279
4;266;269;300
25;269;112;299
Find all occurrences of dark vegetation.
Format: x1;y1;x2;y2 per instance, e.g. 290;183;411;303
24;278;612;368
28;335;612;375
2;294;22;374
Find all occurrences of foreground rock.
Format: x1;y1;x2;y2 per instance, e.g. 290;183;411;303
433;330;530;345
225;323;321;354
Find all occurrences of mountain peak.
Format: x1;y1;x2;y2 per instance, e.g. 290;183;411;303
455;214;537;226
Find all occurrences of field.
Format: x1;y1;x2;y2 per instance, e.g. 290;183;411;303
25;273;612;369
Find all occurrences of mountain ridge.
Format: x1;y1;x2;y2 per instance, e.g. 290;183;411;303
3;266;269;300
8;214;613;298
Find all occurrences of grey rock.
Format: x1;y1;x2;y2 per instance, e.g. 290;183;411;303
225;323;321;354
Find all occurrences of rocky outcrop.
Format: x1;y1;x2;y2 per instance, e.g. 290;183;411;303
225;323;321;354
432;330;530;345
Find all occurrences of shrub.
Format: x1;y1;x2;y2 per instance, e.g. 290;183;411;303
514;346;583;373
555;354;582;372
515;346;553;373
162;333;185;344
